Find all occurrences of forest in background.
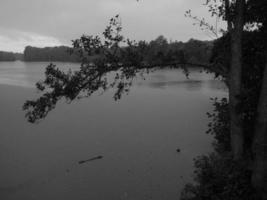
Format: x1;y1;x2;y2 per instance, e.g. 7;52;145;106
0;51;23;61
0;36;212;64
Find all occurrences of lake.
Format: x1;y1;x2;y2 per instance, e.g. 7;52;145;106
0;61;227;200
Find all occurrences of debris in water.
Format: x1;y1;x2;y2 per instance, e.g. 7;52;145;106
78;155;103;164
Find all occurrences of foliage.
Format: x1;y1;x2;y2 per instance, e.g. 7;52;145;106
185;9;222;39
180;153;255;200
180;97;255;200
209;34;230;78
206;98;230;153
181;19;267;198
23;16;212;123
209;29;266;151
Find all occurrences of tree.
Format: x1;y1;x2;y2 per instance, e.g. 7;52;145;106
247;0;267;197
227;0;245;160
186;0;245;160
205;0;267;198
252;53;267;198
23;15;210;123
207;0;267;198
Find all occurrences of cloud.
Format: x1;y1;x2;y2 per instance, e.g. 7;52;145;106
0;0;224;52
0;29;63;52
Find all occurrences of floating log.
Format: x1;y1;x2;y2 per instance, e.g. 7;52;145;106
78;155;103;164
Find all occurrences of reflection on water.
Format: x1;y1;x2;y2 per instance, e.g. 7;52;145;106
0;61;81;88
0;62;31;87
0;62;227;93
138;80;202;90
137;68;227;92
0;62;227;200
206;79;228;91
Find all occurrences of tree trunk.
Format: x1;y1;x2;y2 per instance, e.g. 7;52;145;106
228;0;245;160
251;53;267;199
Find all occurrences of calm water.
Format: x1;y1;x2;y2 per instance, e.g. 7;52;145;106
0;61;227;200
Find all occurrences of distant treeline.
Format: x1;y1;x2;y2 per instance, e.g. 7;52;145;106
0;36;213;63
0;51;23;61
130;36;213;65
23;46;80;62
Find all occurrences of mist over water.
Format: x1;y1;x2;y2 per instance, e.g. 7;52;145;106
0;62;227;200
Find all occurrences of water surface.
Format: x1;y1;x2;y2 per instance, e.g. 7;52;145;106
0;61;227;200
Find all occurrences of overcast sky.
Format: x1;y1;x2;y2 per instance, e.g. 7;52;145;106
0;0;223;52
